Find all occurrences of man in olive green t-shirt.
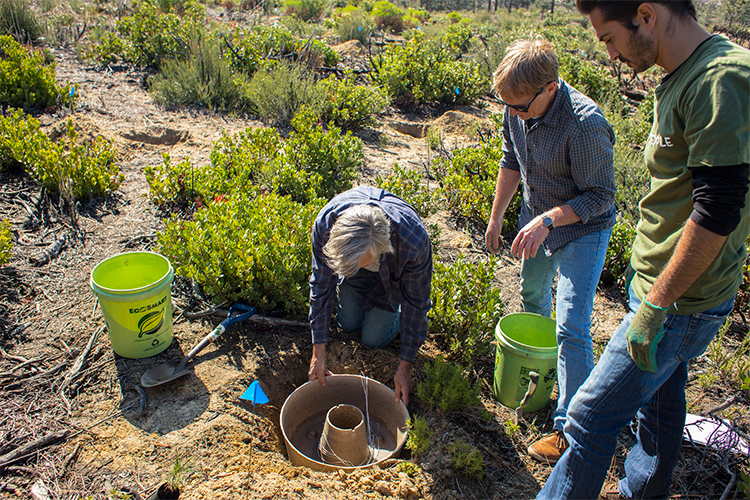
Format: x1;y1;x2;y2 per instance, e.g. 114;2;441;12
537;2;750;499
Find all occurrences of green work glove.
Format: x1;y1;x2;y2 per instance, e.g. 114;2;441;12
626;299;668;373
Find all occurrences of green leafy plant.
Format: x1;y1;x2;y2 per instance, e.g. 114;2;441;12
371;0;403;32
0;35;74;109
245;62;324;126
397;461;420;476
446;439;484;480
0;0;44;42
405;416;433;455
150;29;252;111
603;218;636;285
333;8;374;44
316;70;389;131
504;419;521;439
158;189;325;314
429;253;504;361
0;219;11;266
416;356;481;412
283;0;327;21
0;111;122;200
375;164;438;219
371;31;488;105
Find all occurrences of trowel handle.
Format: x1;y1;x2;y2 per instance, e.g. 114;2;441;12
519;371;540;407
179;304;256;369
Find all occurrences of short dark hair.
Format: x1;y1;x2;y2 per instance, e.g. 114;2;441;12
576;1;696;29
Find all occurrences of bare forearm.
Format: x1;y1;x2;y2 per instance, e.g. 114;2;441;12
489;168;522;222
646;219;727;308
544;204;580;228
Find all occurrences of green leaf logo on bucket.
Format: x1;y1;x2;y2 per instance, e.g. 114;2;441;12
137;309;165;337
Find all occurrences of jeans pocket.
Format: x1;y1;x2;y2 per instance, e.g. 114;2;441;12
675;303;733;362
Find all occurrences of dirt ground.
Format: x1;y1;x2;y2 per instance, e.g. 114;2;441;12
1;34;749;500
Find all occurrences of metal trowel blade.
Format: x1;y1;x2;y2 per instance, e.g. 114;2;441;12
140;362;190;387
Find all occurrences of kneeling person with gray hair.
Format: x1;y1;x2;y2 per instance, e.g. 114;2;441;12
308;186;432;405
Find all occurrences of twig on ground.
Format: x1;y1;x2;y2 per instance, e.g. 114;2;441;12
0;430;70;469
4;360;70;391
29;235;67;267
59;327;104;396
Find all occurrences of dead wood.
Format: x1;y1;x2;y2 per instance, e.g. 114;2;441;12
0;430;70;469
28;235;67;266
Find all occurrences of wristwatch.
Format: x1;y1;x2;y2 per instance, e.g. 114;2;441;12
542;214;554;229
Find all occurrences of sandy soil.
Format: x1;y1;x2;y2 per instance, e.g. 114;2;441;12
0;34;747;500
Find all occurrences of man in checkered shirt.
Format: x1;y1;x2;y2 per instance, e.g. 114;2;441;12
484;38;616;465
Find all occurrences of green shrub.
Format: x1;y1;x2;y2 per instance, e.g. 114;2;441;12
446;439;484;480
150;30;252;111
158;189;325;314
245;63;323;126
334;8;375;44
429;253;504;361
222;25;295;75
371;0;403;32
558;50;621;111
87;0;206;68
284;0;327;21
0;35;74;109
405;416;433;455
442;20;473;54
284;107;363;200
0;220;11;266
316;71;389;131
371;31;488;105
0;0;44;42
416;356;481;412
0;111;122;199
146;108;362;204
603;218;636;285
375;164;438;219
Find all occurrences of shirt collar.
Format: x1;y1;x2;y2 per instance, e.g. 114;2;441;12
535;78;566;129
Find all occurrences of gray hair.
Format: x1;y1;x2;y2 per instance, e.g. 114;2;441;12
323;205;393;277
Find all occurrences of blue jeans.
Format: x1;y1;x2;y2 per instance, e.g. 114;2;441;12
520;228;611;430
536;287;735;500
337;269;399;348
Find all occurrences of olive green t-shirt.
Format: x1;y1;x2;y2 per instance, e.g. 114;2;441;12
632;35;750;314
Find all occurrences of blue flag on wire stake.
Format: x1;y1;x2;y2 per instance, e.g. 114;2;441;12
240;380;269;406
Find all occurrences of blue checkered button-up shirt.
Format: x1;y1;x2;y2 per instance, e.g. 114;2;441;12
501;79;617;253
309;187;432;363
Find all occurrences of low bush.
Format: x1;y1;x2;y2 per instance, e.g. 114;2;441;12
0;111;123;200
0;0;44;42
371;0;403;32
334;8;375;44
245;63;323;126
603;218;636;286
0;35;74;110
146;107;362;205
371;31;488;105
283;0;327;21
0;220;11;266
316;71;389;131
405;416;433;455
158;189;325;314
446;439;484;480
375;164;438;219
416;356;481;412
429;253;504;361
150;30;252;111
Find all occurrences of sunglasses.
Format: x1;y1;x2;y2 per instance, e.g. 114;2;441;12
492;81;555;113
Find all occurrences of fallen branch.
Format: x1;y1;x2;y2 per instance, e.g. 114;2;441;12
29;235;67;266
0;430;70;469
4;360;69;390
59;327;104;394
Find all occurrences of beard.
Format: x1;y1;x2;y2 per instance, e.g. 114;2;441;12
621;29;657;74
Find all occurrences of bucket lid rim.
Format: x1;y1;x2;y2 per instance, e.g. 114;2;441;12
91;251;173;295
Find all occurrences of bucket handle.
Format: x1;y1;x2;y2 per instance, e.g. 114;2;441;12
514;371;540;424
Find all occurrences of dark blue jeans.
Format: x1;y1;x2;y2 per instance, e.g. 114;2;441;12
537;286;734;499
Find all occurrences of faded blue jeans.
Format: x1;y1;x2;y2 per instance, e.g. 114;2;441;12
520;227;612;431
536;287;735;500
337;268;400;349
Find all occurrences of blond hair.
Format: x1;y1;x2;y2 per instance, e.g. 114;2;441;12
323;205;393;277
492;38;559;97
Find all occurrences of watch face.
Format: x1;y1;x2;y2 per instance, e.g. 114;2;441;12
543;216;553;228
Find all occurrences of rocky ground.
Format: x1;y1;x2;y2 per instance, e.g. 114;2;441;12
0;29;748;500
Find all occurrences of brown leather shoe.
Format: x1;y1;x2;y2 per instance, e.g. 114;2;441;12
527;430;569;464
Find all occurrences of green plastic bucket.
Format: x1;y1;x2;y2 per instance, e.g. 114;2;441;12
90;252;174;359
493;313;558;413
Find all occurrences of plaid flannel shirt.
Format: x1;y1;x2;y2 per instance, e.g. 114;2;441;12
309;187;432;363
501;79;617;253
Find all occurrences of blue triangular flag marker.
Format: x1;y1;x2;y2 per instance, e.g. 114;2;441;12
240;380;269;407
